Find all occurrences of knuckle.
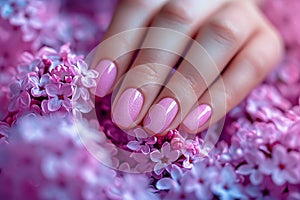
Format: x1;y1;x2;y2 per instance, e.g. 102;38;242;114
245;52;265;80
134;63;161;81
224;88;234;110
268;30;284;60
208;18;240;46
184;73;200;92
114;34;133;51
142;63;161;78
160;1;194;24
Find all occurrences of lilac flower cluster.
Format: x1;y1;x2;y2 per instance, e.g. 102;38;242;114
1;44;99;125
0;116;158;200
0;0;300;199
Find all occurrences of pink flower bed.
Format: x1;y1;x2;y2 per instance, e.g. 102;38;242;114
0;0;299;199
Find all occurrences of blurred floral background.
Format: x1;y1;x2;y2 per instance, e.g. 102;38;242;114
0;0;300;199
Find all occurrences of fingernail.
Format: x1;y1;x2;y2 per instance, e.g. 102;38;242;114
95;59;117;97
144;98;178;134
183;104;212;132
112;88;143;128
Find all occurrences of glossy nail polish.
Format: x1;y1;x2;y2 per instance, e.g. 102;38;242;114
112;88;143;128
183;104;212;132
95;59;117;97
144;98;178;134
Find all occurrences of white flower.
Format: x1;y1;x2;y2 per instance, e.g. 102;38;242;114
150;142;180;175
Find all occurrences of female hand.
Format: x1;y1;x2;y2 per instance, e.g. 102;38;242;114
90;0;282;135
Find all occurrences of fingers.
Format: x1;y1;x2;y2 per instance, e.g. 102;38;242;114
90;0;168;97
144;1;262;134
111;0;231;129
181;23;283;133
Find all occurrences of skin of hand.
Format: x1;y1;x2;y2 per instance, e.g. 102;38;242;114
89;0;283;135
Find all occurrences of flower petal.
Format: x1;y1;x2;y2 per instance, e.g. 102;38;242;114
147;136;157;145
19;91;31;107
62;99;72;110
45;84;59;97
41;100;49;113
161;142;171;155
221;165;236;183
272;169;286;186
250;171;263;185
10;82;21;94
127;141;141;151
140;145;150;154
81;77;96;88
8;97;18;112
31;87;43;97
60;84;73;97
80;87;90;100
40;74;51;85
156;178;175;190
77;60;88;73
86;69;99;78
72;86;80;100
260;159;275;175
167;150;180;163
28;73;39;85
170;165;183;181
154;163;166;175
75;100;92;113
48;97;62;111
150;150;163;162
273;144;286;164
237;164;253;175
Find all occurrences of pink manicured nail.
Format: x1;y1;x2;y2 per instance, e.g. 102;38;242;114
112;88;143;128
183;104;212;132
95;59;117;97
144;98;178;134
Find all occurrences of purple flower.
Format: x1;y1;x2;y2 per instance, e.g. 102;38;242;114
237;150;265;185
211;165;246;200
45;83;72;112
76;60;98;88
127;127;157;154
8;79;31;112
156;164;184;191
9;1;43;41
1;0;300;199
182;161;218;199
180;137;206;169
72;85;90;101
0;116;118;200
260;144;300;185
246;85;291;123
72;98;93;118
282;121;300;150
245;176;286;199
51;64;74;83
0;0;27;19
150;142;180;175
28;73;51;97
